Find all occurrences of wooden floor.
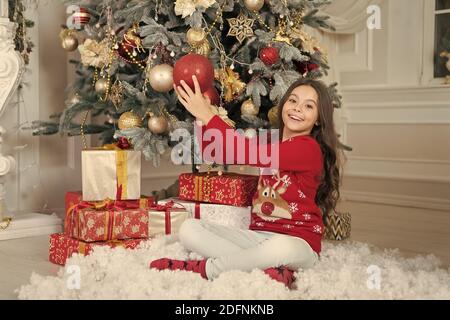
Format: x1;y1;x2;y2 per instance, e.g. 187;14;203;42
0;236;57;300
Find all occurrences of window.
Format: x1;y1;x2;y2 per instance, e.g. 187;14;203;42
434;0;450;78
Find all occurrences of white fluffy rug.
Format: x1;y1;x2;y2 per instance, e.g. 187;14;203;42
18;236;450;299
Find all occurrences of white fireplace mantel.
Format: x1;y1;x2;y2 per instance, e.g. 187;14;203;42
0;0;61;239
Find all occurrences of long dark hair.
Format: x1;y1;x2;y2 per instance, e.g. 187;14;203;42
277;78;345;224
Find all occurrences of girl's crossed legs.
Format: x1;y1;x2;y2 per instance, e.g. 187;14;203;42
178;219;318;280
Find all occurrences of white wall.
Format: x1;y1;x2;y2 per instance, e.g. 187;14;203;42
324;0;450;265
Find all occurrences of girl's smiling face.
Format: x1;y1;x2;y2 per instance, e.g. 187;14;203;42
281;85;319;141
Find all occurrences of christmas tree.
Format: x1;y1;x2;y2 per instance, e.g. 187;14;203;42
31;0;344;167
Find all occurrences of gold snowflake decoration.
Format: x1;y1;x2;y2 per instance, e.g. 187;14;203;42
110;80;124;110
227;14;255;44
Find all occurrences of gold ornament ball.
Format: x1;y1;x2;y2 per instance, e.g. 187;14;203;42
148;116;169;134
118;111;143;130
244;0;264;11
147;64;174;93
241;99;259;116
95;78;109;95
268;106;279;128
186;28;207;46
61;35;79;51
194;41;211;56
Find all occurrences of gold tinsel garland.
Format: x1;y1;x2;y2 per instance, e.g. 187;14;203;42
9;0;34;65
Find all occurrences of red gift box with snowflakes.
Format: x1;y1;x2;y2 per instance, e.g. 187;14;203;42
178;172;259;207
49;233;143;266
64;192;154;242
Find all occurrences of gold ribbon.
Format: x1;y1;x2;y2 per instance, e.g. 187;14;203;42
94;144;128;200
78;242;86;255
194;172;213;202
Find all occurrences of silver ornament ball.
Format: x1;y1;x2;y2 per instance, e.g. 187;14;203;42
147;64;174;93
148;116;169;134
244;0;264;11
244;128;258;139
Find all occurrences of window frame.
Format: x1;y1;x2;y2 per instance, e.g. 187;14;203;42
421;0;450;86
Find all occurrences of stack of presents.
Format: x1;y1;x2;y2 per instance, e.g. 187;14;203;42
49;146;351;266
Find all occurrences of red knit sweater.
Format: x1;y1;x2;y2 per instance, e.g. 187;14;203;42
195;115;324;254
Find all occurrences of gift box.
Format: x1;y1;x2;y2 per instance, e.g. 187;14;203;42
159;197;251;230
65;191;83;220
49;233;143;266
64;193;155;242
82;149;141;201
324;211;351;241
178;172;259;207
147;201;190;237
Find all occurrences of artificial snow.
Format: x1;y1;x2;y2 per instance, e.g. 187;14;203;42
17;236;450;299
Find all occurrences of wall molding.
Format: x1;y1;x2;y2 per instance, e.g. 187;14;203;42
345;156;450;183
338;85;450;124
341;189;450;212
341;85;450;102
348;155;450;165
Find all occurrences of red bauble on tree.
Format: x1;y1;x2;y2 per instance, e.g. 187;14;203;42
173;53;214;92
117;23;149;66
202;86;220;106
259;46;279;66
294;60;320;75
72;7;91;28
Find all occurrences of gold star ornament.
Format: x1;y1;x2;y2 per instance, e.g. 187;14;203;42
215;67;246;103
227;14;255;44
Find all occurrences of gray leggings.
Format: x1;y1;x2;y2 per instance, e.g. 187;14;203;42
179;219;319;280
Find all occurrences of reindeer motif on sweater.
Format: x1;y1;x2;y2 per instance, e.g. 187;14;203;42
252;172;292;222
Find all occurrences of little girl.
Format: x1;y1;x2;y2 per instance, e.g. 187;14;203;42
150;75;343;289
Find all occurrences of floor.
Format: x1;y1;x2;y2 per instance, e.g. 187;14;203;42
0;235;58;299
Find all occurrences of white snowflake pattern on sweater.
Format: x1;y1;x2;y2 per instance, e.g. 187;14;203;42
303;213;312;221
298;189;306;199
281;175;292;187
289;202;299;213
313;225;322;234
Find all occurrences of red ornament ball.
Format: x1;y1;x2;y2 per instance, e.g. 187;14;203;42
173;54;214;92
202;86;220;106
72;7;91;28
308;63;320;72
294;61;320;75
259;46;279;66
118;39;148;65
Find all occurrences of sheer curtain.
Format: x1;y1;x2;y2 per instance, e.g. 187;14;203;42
319;0;384;34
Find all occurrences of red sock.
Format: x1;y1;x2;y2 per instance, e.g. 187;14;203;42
264;266;296;289
149;258;208;279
